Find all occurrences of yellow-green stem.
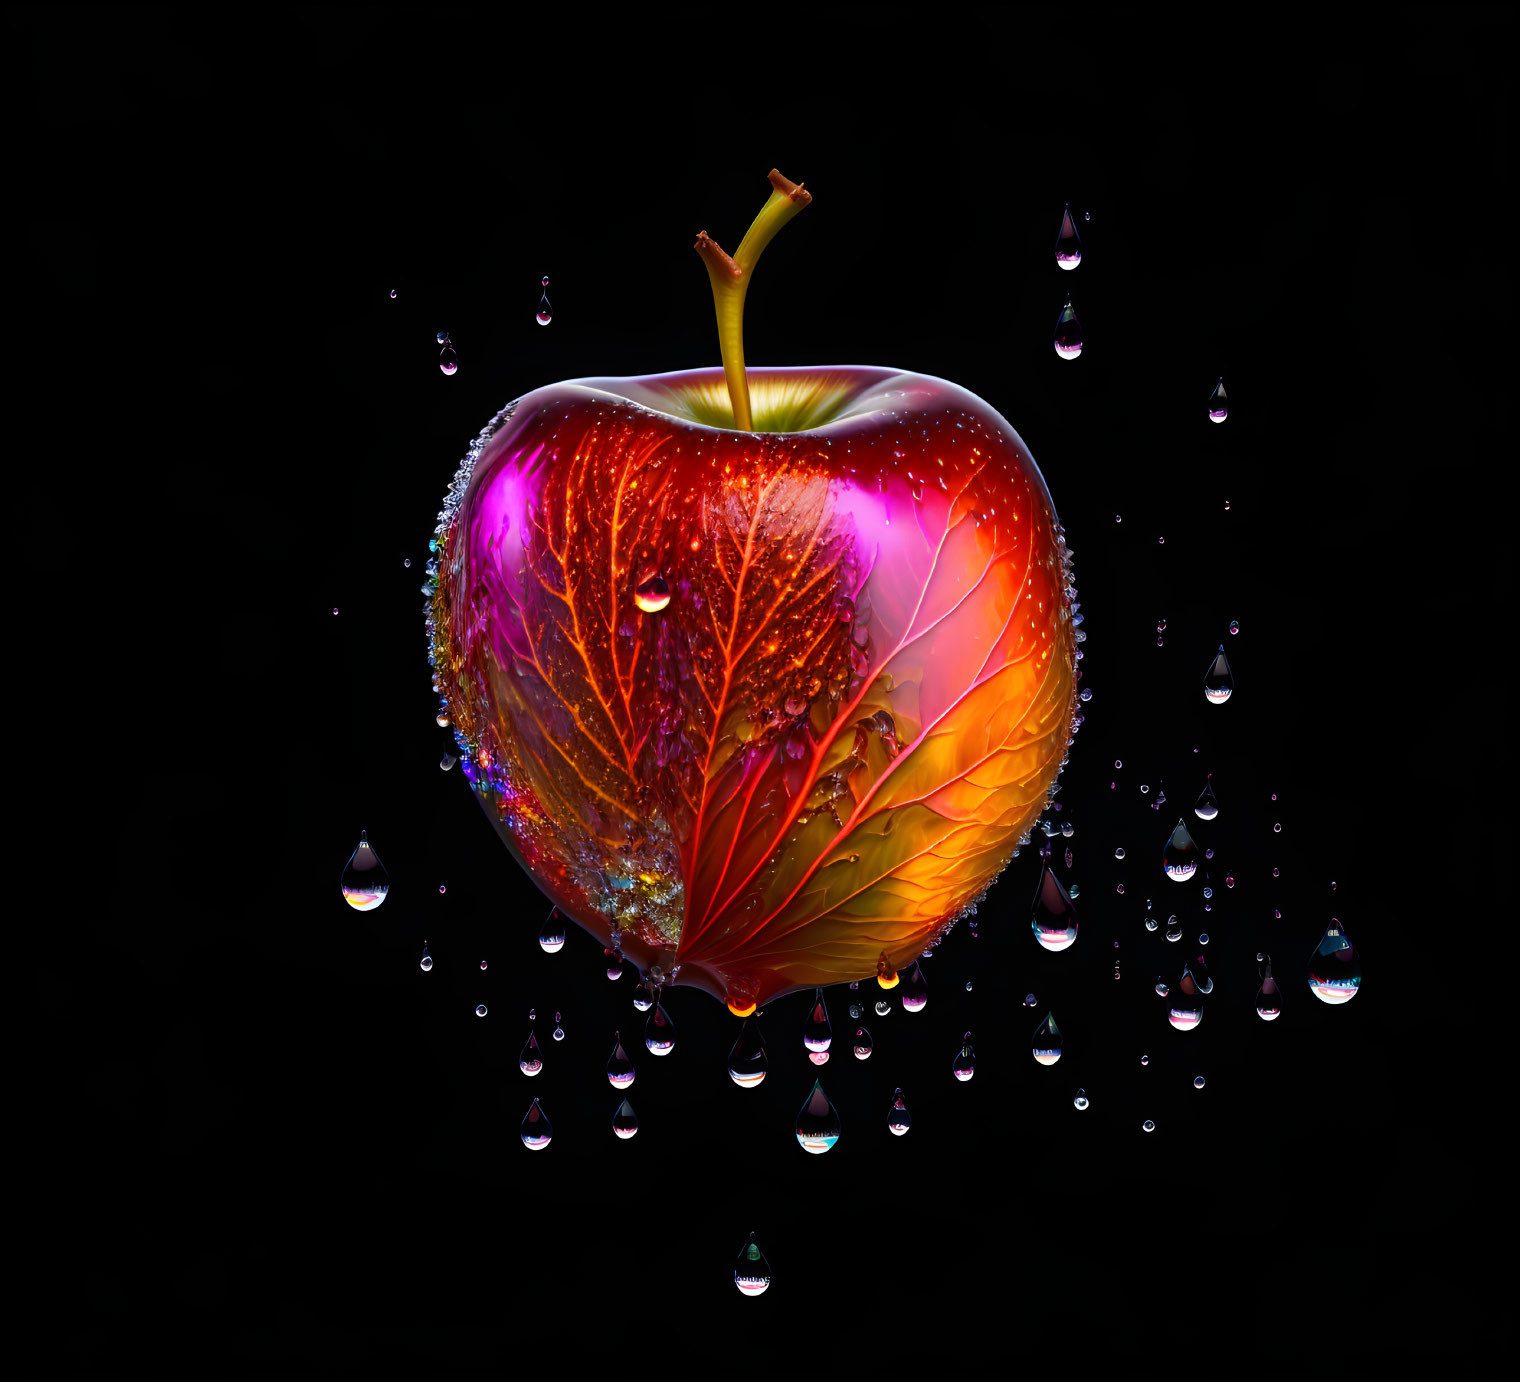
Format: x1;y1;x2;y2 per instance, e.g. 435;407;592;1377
694;168;813;432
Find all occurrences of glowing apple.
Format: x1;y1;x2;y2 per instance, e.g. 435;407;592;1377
428;170;1079;1015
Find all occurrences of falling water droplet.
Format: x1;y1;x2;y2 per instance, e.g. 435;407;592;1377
1229;619;1240;635
606;1033;635;1088
538;909;565;954
1170;955;1210;1030
1032;852;1079;951
439;345;458;376
440;753;457;771
1194;1075;1207;1090
1195;777;1220;821
852;1027;873;1060
634;573;671;613
1255;954;1282;1020
340;831;390;911
389;288;397;299
887;1087;912;1135
1032;1012;1062;1066
1074;1089;1090;1110
536;280;552;326
419;944;433;972
611;1098;639;1140
645;1001;677;1056
873;999;891;1017
520;1098;552;1150
475;1004;488;1018
436;331;451;344
1054;203;1083;269
796;1080;841;1153
552;1017;565;1042
734;1232;772;1296
1163;818;1200;882
953;1032;976;1082
1053;295;1084;359
1308;919;1362;1004
519;1031;543;1075
727;1017;768;1087
632;984;655;1013
1203;646;1235;704
1207;377;1228;423
1142;1119;1156;1133
803;988;832;1061
899;961;928;1012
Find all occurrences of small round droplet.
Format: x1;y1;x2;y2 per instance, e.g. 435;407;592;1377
438;884;446;894
1140;1054;1149;1066
634;574;670;613
475;1004;487;1017
419;948;433;972
1229;620;1240;635
1199;932;1210;945
1194;1075;1206;1089
389;288;397;299
403;558;412;568
436;331;451;344
874;999;890;1017
480;959;488;971
1115;847;1126;860
1142;1119;1156;1133
332;607;339;615
1073;1089;1089;1110
1024;993;1036;1007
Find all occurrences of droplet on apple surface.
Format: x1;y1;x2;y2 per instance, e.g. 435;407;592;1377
633;573;670;613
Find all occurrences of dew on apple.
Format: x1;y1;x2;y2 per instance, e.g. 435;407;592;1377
1053;295;1084;359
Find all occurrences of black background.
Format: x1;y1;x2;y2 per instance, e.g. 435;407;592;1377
14;4;1511;1378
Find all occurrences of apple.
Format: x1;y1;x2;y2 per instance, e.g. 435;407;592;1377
428;170;1079;1015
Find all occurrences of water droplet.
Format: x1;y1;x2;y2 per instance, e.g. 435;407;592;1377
1053;295;1084;359
634;573;670;613
1142;1119;1156;1133
439;345;458;375
1193;1075;1206;1090
403;557;412;568
1032;1012;1062;1066
1141;1054;1150;1066
796;1080;841;1153
852;1027;873;1060
899;962;928;1012
612;1098;639;1139
1054;203;1083;270
803;988;832;1055
520;1098;552;1150
887;1087;912;1135
965;980;973;992
873;998;891;1017
479;959;488;971
436;331;451;344
340;831;390;911
1163;818;1200;882
1207;376;1228;422
552;1022;565;1042
519;1031;543;1075
475;1004;488;1017
633;984;656;1013
735;1232;772;1296
606;1033;635;1089
1032;854;1079;951
536;282;553;326
440;753;457;771
1155;979;1170;996
1024;993;1036;1007
419;944;433;972
1255;954;1283;1020
645;1001;677;1055
1308;919;1361;1004
538;909;566;954
953;1033;976;1082
1203;646;1235;704
1195;778;1220;821
1229;619;1240;635
1074;1089;1090;1110
1115;846;1127;860
389;288;397;299
727;1017;767;1087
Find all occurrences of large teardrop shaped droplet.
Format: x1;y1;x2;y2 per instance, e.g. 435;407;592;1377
1055;203;1083;270
1170;956;1209;1030
1255;953;1283;1021
734;1232;772;1296
438;345;458;376
606;1033;635;1088
519;1030;544;1076
632;982;654;1012
1203;645;1235;704
803;988;832;1058
852;1026;873;1060
1207;376;1228;423
1163;818;1200;882
953;1033;977;1081
1032;857;1080;951
887;1087;912;1135
1032;1012;1062;1066
796;1080;841;1154
645;1001;677;1056
1194;777;1220;821
538;908;566;954
340;831;390;911
1308;919;1362;1005
1053;295;1084;359
520;1098;552;1151
611;1097;639;1140
899;961;929;1012
727;1017;768;1088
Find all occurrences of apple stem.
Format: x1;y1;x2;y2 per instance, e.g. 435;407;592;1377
693;168;812;432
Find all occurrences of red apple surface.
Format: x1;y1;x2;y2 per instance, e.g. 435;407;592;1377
428;362;1079;1013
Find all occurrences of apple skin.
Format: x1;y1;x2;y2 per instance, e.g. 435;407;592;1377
429;365;1078;1012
